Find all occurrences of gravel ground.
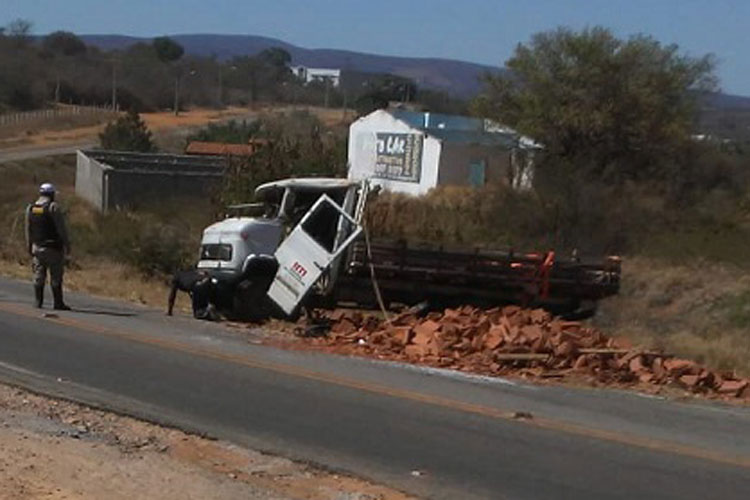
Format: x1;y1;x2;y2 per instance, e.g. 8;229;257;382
0;384;412;500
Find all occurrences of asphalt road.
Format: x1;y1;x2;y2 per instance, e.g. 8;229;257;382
0;277;749;499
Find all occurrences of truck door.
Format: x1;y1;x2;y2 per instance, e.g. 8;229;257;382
267;194;362;317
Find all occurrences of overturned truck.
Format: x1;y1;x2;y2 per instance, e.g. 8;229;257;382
197;178;620;320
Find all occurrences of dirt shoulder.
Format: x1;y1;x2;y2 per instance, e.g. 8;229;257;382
0;107;255;152
0;383;412;500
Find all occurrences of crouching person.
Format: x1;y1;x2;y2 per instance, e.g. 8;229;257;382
167;269;219;320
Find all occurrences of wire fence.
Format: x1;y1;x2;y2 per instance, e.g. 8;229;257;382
0;105;119;127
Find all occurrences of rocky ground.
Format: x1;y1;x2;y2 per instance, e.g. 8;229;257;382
0;384;411;500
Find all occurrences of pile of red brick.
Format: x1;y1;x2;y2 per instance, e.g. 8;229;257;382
301;305;750;399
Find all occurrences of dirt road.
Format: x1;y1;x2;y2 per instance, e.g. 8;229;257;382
0;384;410;500
0;107;257;163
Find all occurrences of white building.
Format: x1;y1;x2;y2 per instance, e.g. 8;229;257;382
347;109;540;196
290;65;341;87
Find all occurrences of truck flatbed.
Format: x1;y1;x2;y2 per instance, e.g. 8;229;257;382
334;239;620;315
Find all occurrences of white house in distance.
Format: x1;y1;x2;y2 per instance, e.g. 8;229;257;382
347;108;541;196
290;65;341;87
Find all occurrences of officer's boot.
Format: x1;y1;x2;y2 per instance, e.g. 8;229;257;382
52;286;71;311
34;285;44;309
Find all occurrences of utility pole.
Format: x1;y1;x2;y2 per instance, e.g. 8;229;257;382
217;66;223;108
324;77;330;108
342;86;348;121
111;61;117;110
174;75;180;116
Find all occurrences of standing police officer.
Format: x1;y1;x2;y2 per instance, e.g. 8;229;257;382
25;183;71;310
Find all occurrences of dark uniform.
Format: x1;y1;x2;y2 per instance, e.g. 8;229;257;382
25;187;71;310
167;269;218;320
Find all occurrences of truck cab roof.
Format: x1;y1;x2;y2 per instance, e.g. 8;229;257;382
255;178;358;198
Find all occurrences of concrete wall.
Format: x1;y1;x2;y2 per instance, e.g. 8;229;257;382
75;151;109;211
437;143;514;188
348;110;441;196
105;170;222;210
75;150;224;213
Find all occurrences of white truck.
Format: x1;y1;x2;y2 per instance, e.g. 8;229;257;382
197;176;621;320
198;178;365;319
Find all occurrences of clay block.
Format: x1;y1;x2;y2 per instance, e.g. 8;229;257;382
415;319;441;335
389;326;413;346
484;331;503;350
573;355;588;371
554;340;577;358
404;344;426;358
679;374;700;388
628;356;645;374
663;358;699;375
501;305;522;317
530;308;550;324
718;380;749;396
639;373;654;384
651;357;665;378
331;318;357;335
523;325;544;343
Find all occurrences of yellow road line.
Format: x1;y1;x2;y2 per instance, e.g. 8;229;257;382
1;300;749;469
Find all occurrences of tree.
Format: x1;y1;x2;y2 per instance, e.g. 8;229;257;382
7;19;32;38
354;75;417;115
258;47;291;68
4;18;32;48
152;36;184;63
474;27;717;181
42;31;87;56
257;48;292;99
152;37;185;114
99;110;156;152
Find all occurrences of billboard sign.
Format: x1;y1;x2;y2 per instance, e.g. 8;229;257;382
374;133;423;183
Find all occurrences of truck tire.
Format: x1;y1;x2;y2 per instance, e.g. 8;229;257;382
232;278;273;322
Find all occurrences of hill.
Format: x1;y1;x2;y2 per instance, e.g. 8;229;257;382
79;33;499;97
78;33;750;139
698;92;750;141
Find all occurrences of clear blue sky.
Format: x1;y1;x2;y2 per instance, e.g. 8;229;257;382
4;0;749;95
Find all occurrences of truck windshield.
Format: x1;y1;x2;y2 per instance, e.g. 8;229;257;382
200;244;233;261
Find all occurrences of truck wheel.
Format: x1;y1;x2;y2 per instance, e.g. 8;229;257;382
232;279;271;322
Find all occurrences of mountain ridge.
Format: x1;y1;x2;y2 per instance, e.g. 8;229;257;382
78;33;750;116
79;33;499;97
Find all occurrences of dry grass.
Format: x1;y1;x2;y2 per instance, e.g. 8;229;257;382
0;155;197;313
594;257;750;376
0;112;117;142
140;106;252;131
0;258;190;314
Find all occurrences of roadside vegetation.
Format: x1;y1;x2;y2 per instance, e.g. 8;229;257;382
1;25;749;375
366;27;750;374
98;110;157;152
0;109;346;305
0;19;460;116
0;155;210;309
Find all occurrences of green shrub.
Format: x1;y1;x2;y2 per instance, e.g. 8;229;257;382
99;110;156;152
72;206;205;277
187;119;260;144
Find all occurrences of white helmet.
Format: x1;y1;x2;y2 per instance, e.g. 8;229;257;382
39;183;56;196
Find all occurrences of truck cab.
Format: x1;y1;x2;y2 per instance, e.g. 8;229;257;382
197;178;364;318
198;178;361;278
198;216;283;281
